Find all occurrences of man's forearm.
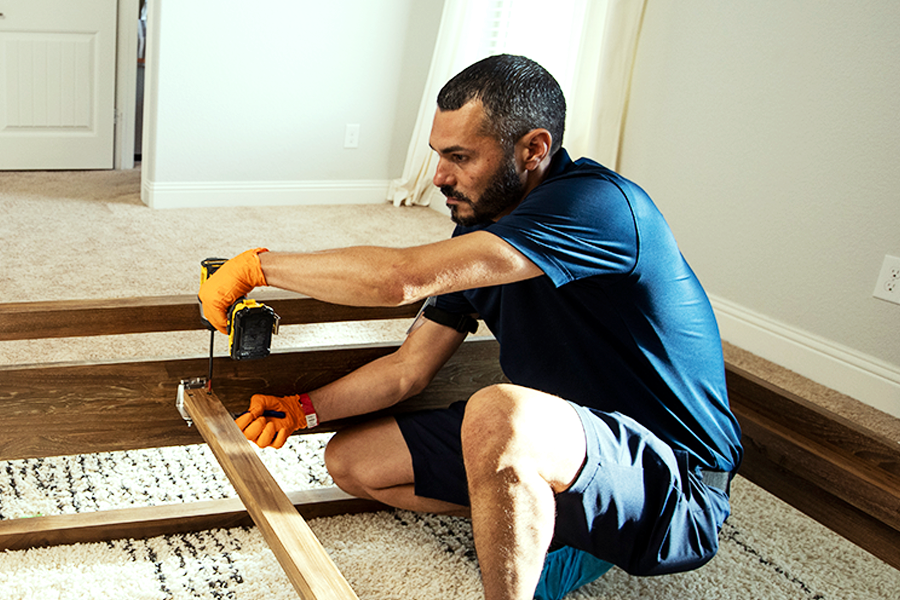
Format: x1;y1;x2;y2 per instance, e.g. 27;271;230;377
260;248;421;308
306;319;467;424
306;352;422;423
257;233;543;310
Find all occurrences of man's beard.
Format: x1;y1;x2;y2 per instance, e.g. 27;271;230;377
441;155;525;227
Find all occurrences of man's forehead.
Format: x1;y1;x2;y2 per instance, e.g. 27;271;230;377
429;102;494;152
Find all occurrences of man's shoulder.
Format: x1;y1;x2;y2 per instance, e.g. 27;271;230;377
528;151;636;212
547;149;626;186
540;150;654;216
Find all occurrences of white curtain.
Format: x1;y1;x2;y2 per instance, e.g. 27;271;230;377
388;0;648;207
388;0;505;208
569;0;648;170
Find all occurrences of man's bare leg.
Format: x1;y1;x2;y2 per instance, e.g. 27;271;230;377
461;384;587;600
325;416;469;516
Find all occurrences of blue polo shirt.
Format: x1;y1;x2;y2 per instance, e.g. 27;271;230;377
435;149;742;473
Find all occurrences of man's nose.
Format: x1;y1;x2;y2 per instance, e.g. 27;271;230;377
433;158;454;187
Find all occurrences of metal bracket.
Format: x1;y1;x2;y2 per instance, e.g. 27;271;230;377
176;377;207;426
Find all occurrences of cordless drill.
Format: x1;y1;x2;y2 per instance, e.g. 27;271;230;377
199;258;280;388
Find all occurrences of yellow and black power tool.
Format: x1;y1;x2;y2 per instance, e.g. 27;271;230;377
177;258;281;417
200;257;280;370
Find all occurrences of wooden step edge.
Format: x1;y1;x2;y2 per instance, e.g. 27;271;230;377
0;487;387;552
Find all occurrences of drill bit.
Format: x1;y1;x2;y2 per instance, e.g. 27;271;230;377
207;329;214;392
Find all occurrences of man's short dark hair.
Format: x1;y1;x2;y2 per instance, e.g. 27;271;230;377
437;54;566;156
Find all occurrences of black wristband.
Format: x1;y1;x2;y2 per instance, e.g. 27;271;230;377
422;305;479;334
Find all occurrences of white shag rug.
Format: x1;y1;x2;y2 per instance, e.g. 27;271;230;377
1;437;898;600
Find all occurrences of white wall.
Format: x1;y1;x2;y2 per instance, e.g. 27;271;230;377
139;0;900;416
141;0;442;208
620;1;900;416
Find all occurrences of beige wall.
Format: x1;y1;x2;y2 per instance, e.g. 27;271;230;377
619;1;900;415
141;0;442;207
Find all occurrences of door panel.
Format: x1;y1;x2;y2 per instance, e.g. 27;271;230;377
0;0;117;170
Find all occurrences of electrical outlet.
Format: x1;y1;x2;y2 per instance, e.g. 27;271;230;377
873;254;900;305
344;124;360;149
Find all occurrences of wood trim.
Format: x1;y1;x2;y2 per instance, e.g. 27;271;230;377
0;344;394;460
738;430;900;570
735;405;900;531
0;293;423;341
726;364;900;570
726;365;900;478
6;361;898;572
0;487;386;552
183;386;358;600
0;339;502;461
2;292;898;573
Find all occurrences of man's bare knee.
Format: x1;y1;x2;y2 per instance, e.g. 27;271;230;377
461;384;587;493
461;385;530;479
462;384;535;447
323;417;416;503
324;430;365;496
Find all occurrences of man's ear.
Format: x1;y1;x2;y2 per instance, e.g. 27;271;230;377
519;129;552;171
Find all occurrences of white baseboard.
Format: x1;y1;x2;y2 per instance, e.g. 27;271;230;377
710;294;900;420
141;179;391;209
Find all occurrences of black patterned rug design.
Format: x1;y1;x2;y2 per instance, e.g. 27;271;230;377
0;439;896;600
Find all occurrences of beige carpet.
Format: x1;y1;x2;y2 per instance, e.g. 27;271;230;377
1;168;898;599
0;448;896;600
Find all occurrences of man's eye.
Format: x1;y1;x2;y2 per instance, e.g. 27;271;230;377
452;154;468;163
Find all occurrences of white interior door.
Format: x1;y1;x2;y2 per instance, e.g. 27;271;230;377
0;0;117;170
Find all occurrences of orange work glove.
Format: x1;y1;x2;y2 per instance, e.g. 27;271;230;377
234;393;319;449
198;248;269;334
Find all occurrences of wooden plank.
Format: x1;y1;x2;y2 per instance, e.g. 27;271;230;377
733;402;900;532
182;386;358;600
0;339;502;461
726;365;900;477
0;487;386;552
0;344;395;460
726;365;900;531
739;439;900;570
0;295;203;340
727;364;900;568
0;294;423;341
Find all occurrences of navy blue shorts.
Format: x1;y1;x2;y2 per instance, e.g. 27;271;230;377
395;400;732;576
